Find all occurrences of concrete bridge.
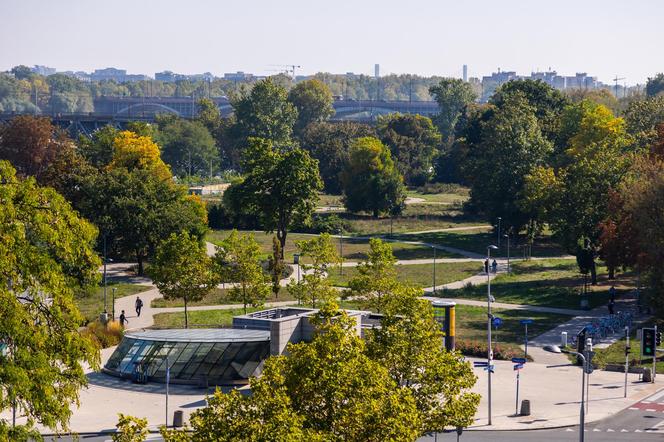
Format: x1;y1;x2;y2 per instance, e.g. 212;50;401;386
0;96;440;136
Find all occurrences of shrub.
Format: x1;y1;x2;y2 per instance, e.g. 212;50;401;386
455;339;527;361
82;320;124;348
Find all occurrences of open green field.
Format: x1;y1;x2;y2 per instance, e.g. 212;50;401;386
585;318;664;372
406;189;470;204
207;230;463;262
151;287;297;308
395;229;567;257
442;259;635;310
75;282;151;324
327;261;481;288
151;305;296;328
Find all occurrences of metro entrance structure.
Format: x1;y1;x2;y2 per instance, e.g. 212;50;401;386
104;303;457;386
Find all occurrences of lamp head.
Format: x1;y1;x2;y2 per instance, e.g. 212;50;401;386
488;245;498;250
543;344;562;354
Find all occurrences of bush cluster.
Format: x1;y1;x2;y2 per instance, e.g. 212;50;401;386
455;339;526;361
82;320;124;349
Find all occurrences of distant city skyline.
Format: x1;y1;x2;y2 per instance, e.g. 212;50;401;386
2;0;662;86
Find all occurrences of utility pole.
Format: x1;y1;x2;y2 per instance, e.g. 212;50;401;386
613;76;625;98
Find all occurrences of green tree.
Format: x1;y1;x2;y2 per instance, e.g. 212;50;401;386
112;414;149;442
365;285;480;433
215;230;270;314
225;138;322;257
301;121;375;193
428;78;477;144
623;96;664;150
155;117;219;177
287;234;340;308
463;94;552;232
646;73;664;97
149;232;218;328
346;238;399;312
340;137;406;217
78;125;119;168
0;160;101;439
267;236;285;299
377;113;441;186
287;79;335;137
489;79;569;144
10;65;33;80
231;78;298;147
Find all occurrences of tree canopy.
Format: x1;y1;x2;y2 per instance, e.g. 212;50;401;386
287;79;335;137
428;78;477;144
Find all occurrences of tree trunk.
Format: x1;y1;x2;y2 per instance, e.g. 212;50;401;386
136;252;144;276
277;229;287;260
590;260;597;285
608;266;615;280
184;297;188;329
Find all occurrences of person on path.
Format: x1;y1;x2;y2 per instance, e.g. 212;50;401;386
491;259;498;274
484;259;489;274
609;286;616;302
119;310;128;327
608;299;615;315
135;296;143;317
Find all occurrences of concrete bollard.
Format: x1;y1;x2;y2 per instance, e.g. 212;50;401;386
520;399;531;416
643;367;652;383
173;410;183;428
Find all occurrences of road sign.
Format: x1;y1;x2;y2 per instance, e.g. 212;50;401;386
511;357;527;364
492;317;503;328
520;319;534;325
583;350;595;374
514;363;524;370
483;365;495;373
473;361;488;368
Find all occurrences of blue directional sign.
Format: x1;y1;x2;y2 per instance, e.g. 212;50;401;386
511;357;527;364
473;361;489;368
492;317;503;328
484;365;495;373
520;319;534;325
513;363;524;370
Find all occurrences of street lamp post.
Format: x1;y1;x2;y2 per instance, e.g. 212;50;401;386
432;246;437;294
339;230;344;276
486;244;498;425
545;345;586;442
103;234;108;314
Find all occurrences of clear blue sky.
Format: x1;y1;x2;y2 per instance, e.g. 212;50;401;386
1;0;661;84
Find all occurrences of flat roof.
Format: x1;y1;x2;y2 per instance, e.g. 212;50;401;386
125;328;270;343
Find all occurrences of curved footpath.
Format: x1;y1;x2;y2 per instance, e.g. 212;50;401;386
94;236;664;434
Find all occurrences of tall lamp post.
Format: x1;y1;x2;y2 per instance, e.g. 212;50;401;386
432;245;437;294
486;244;498;425
338;229;344;276
545;345;586;442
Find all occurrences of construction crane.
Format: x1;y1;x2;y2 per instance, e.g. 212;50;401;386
613;76;625;98
268;64;301;79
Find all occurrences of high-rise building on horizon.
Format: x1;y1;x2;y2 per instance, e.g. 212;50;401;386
463;64;468;82
374;64;380;78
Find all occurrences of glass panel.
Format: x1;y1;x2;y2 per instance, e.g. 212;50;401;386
105;338;135;370
222;342;265;380
208;342;243;380
119;340;145;374
169;343;200;379
149;342;175;377
196;343;229;378
180;343;214;380
153;342;188;378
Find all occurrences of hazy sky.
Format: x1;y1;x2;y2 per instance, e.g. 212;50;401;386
1;0;662;84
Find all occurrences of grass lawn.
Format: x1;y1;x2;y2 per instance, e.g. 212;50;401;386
151;287;297;308
396;229;567;257
207;230;462;262
441;259;635;310
151;305;294;328
406;189;470;204
76;282;151;324
327;261;481;288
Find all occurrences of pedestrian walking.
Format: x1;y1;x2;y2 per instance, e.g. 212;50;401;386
491;259;498;274
609;285;616;302
119;309;128;327
484;258;489;274
608;299;615;315
135;296;143;317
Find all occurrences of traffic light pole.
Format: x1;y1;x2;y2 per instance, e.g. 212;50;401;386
654;325;658;382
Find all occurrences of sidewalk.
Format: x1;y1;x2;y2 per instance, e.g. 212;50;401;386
468;356;664;430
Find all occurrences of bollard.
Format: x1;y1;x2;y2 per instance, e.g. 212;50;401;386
643;367;652;383
520;399;531;416
173;410;184;428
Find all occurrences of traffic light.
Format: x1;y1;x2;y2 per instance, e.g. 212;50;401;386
657;331;662;347
642;328;656;357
